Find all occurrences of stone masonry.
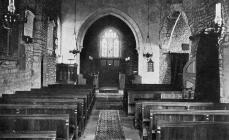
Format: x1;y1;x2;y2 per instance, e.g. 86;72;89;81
0;0;58;96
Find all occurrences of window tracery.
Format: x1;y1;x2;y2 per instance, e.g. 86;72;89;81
100;29;120;58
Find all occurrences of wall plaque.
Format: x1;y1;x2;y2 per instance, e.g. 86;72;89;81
24;10;35;38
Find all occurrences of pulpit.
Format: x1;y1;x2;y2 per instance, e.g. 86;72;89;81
56;63;77;84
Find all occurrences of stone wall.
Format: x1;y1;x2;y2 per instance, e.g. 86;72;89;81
0;65;32;96
183;0;219;34
158;3;191;83
0;0;58;96
42;55;56;87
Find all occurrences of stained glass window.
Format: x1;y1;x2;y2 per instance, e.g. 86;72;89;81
100;29;120;58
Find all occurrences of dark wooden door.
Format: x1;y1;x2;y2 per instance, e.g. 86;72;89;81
170;53;189;90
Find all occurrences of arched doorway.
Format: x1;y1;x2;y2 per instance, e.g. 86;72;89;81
80;15;138;87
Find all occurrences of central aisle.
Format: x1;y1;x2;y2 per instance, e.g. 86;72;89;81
95;110;125;140
79;90;140;140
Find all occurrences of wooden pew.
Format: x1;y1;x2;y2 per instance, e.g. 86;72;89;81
124;90;183;115
126;84;177;91
1;96;86;137
43;88;95;99
47;84;94;89
0;104;80;139
150;110;229;140
34;84;95;101
0;114;70;140
155;121;229;140
3;94;87;113
0;84;95;137
3;93;92;122
15;90;94;114
124;84;182;114
31;87;94;99
45;84;95;98
0;131;56;139
134;101;214;129
124;90;160;115
2;96;79;105
1;84;95;138
16;90;95;118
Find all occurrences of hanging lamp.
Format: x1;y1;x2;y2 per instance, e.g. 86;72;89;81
1;0;27;29
69;0;80;56
143;0;153;61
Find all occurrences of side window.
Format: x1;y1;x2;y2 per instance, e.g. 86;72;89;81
147;59;154;72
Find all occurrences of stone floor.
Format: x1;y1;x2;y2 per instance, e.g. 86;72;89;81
79;91;140;140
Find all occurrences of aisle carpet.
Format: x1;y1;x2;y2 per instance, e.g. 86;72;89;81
95;110;125;140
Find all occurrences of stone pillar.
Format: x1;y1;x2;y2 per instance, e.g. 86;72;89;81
220;0;229;103
221;23;229;103
31;0;46;88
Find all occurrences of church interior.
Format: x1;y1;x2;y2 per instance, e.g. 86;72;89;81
1;0;229;139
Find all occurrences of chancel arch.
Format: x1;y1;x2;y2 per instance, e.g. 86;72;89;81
76;8;143;53
80;15;138;87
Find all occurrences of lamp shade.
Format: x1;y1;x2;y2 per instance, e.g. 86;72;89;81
143;35;153;59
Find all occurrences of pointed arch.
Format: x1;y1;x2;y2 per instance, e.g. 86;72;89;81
170;4;193;34
76;8;143;53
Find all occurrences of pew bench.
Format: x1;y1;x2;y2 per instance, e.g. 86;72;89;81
15;90;94;113
47;84;94;89
0;84;96;140
1;96;86;137
0;104;81;139
0;131;57;139
124;90;183;115
4;92;93;122
18;90;95;116
149;110;229;140
0;114;70;140
124;84;182;113
155;121;229;140
31;85;95;102
2;96;79;105
135;101;214;129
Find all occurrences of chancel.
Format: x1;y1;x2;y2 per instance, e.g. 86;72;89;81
1;0;229;140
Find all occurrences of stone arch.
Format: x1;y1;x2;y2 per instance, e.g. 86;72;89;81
170;4;193;35
76;8;143;53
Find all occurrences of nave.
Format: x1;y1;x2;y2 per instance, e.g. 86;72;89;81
0;84;140;140
1;84;229;140
80;87;139;140
1;0;229;139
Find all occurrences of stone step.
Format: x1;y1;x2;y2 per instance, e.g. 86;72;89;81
99;89;119;93
96;96;123;99
96;94;123;99
95;104;123;110
96;93;123;96
95;99;123;110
